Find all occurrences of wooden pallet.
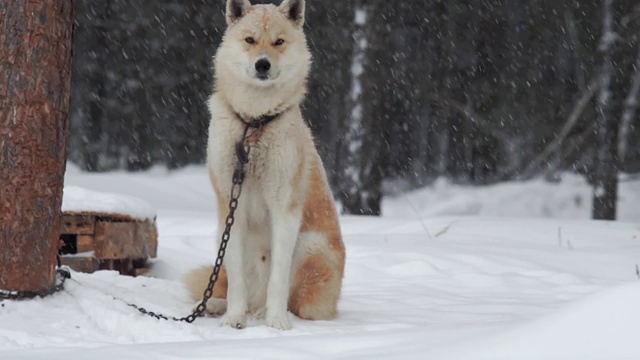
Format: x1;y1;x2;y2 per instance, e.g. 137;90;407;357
58;212;157;276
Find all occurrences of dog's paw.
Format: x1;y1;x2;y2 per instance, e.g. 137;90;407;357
192;298;227;317
265;312;292;330
220;313;247;329
206;298;227;316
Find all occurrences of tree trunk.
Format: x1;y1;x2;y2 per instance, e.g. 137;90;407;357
0;1;74;292
340;0;391;216
618;44;640;162
592;0;619;220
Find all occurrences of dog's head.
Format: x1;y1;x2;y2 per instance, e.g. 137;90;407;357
216;0;311;88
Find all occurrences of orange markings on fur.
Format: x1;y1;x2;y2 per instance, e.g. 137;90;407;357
244;127;264;145
261;7;270;30
212;266;228;299
289;253;334;319
300;160;345;256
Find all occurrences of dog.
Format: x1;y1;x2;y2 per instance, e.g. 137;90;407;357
183;0;345;330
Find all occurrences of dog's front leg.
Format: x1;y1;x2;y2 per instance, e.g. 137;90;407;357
219;213;249;329
265;210;302;330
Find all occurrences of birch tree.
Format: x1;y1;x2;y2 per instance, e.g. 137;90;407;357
340;0;393;215
591;0;638;220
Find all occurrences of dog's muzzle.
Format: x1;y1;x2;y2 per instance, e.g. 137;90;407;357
255;59;271;80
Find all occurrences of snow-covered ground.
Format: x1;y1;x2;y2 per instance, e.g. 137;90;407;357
1;165;639;359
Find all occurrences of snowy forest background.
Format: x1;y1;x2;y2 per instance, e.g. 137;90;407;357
67;0;640;217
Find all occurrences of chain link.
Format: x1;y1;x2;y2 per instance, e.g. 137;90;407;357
0;266;71;301
0;122;261;322
127;124;254;323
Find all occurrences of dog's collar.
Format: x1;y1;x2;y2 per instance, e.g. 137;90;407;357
235;109;287;129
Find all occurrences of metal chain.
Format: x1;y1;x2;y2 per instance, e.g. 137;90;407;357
127;124;253;323
0;122;260;321
0;265;71;301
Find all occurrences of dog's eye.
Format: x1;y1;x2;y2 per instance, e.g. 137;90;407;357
274;39;285;46
245;37;255;45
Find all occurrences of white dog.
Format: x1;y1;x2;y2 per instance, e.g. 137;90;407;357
183;0;345;330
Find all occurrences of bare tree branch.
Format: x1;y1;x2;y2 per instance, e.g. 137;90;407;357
546;122;596;176
618;44;640;160
592;0;617;220
427;93;511;140
520;76;601;179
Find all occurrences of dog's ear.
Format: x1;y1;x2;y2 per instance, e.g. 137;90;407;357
279;0;305;27
226;0;252;26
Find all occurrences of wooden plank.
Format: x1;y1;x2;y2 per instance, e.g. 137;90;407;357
99;259;114;271
61;214;95;235
59;211;157;277
94;220;158;260
132;258;151;277
112;259;132;275
76;234;94;253
65;211;142;223
60;255;99;273
94;221;136;259
136;220;158;258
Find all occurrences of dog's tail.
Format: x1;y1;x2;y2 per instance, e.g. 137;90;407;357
182;266;215;301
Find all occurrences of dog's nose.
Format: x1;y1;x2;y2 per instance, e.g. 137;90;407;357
255;59;271;75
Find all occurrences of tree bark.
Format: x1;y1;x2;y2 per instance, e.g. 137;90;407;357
340;0;392;216
0;1;74;292
592;0;619;220
618;44;640;162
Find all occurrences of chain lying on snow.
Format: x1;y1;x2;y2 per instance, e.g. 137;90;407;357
126;121;260;323
126;168;243;322
0;261;71;301
0;118;273;317
0;120;247;317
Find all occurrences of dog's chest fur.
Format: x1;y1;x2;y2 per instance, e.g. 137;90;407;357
206;94;311;228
